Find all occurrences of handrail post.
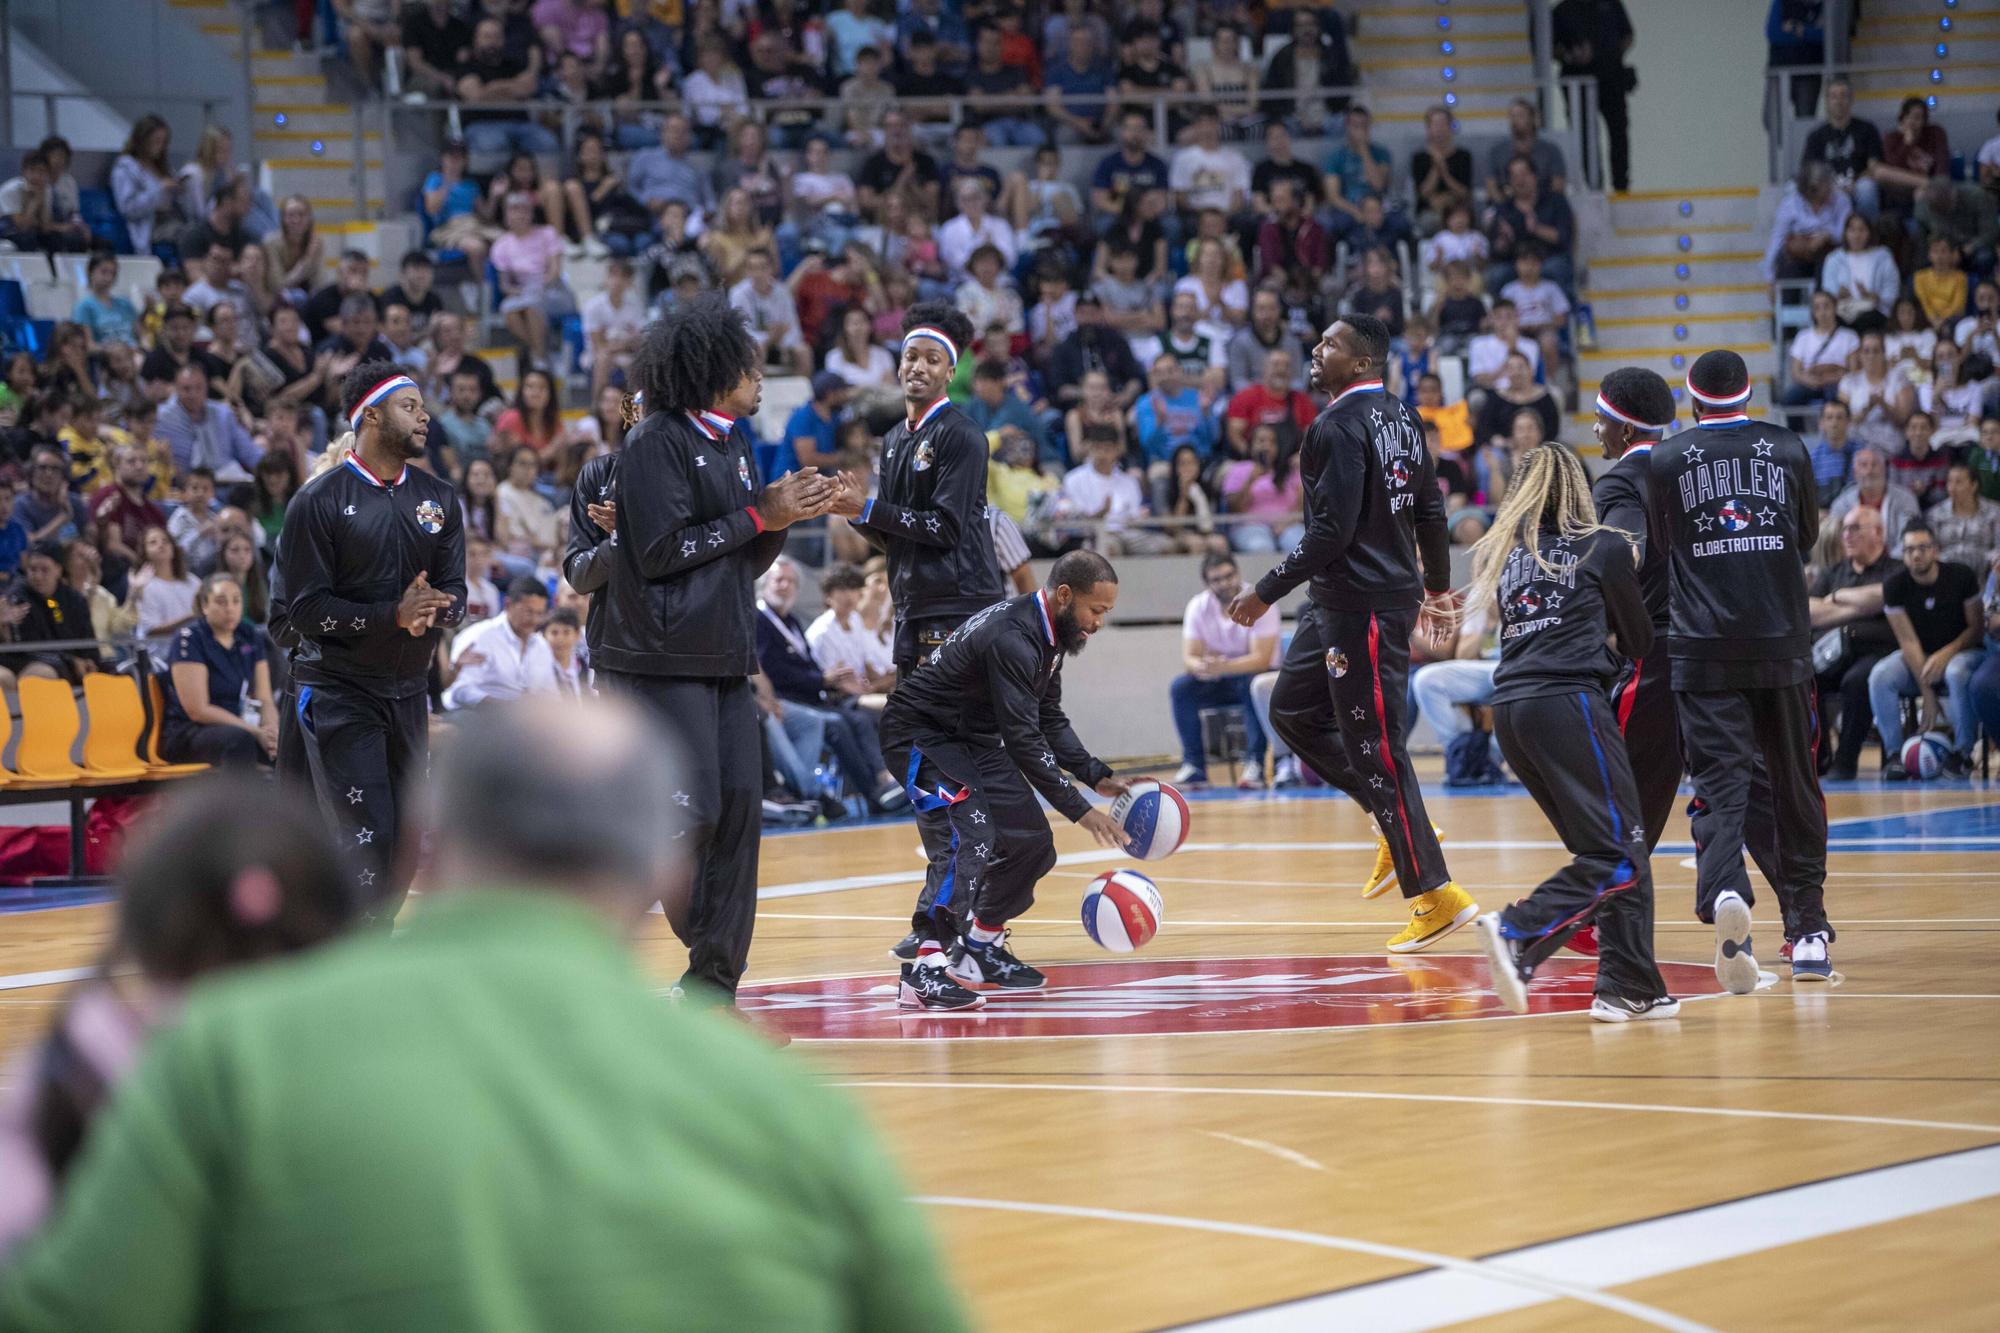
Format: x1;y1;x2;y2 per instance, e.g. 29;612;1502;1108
352;102;367;221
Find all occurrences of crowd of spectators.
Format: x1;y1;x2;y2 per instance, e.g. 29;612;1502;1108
1763;80;2000;774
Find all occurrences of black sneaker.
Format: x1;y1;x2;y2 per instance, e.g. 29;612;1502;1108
1883;758;1911;782
1942;749;1973;778
945;934;1047;990
898;962;984;1011
889;930;923;961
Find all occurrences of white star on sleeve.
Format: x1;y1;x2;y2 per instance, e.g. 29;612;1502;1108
707;531;725;546
925;515;941;534
899;511;914;527
320;617;336;632
680;538;697;558
350;616;367;631
1039;750;1056;768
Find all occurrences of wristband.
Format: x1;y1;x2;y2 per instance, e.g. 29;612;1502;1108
861;497;876;525
746;505;766;534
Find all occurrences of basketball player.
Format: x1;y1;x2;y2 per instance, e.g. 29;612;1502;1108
563;443;619;657
1588;368;1791;957
878;551;1130;1011
826;304;1006;962
276;362;465;919
596;297;836;998
1647;350;1832;988
1225;315;1479;953
1465;444;1678;1021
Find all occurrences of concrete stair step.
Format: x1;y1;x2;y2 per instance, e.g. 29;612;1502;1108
1585;253;1765;290
252;72;333;106
1848;63;2000;92
254;105;356;136
1350;31;1526;58
1578;345;1775;377
1608;189;1761;231
1353;5;1529;39
1594;227;1759;263
1593;312;1773;349
1364;63;1533;92
1588;284;1771;320
1854;37;2000;62
1858;10;2000;33
1368;87;1531;117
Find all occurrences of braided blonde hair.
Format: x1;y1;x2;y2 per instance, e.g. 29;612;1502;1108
1462;442;1629;619
310;431;356;478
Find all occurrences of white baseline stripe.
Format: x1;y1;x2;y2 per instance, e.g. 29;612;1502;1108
839;1080;2000;1136
0;966;94;993
913;1195;1720;1333
1174;1144;2000;1331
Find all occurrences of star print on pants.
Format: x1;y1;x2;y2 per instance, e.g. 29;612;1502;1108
345;787;363;804
1351;706;1367;721
672;791;692;807
355;827;374;845
970;809;988;824
357;869;376;888
1369;775;1385;789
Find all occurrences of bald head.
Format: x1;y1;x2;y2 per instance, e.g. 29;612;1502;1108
427;697;689;913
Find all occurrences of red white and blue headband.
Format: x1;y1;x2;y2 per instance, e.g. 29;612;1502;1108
1595;392;1673;433
348;374;418;431
903;327;959;366
1684;374;1752;409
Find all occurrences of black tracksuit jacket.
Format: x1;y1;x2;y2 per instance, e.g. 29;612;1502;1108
1646;418;1819;678
1254;384;1452;611
274;455;466;699
597;412;785;678
563;452;619;653
880;591;1111;823
854;402;1003;625
1491;527;1653;703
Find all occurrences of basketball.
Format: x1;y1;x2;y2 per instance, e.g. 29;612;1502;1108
1109;780;1191;861
1082;869;1164;953
1901;734;1948;780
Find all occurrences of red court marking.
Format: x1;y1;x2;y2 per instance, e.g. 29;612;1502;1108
739;954;1722;1041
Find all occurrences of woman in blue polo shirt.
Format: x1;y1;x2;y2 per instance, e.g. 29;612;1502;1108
160;573;276;767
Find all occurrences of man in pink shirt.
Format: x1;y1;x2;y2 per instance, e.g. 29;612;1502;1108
1172;553;1282;789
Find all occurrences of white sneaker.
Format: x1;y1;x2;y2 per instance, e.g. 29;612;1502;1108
1171;764;1209;788
582;236;611;258
1790;931;1832;983
1475;913;1528;1013
563;240;586;260
1713;890;1758;994
1272;756;1302;788
1590;994;1682;1022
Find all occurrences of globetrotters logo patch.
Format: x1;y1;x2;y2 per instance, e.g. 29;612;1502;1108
1325;647;1349;677
413;499;445;534
737;955;1723;1041
1717;500;1753;532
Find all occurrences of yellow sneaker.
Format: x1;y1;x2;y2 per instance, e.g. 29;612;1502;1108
1360;825;1444;900
1385;883;1479;954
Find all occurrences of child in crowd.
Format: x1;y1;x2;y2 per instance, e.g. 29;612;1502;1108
1421;202;1488;279
1392;316;1438;403
1885;295;1938;368
1500;245;1572;387
462;533;502;623
1915;236;1968;333
1430;260;1489;354
1415;371;1474;454
137;268;190;349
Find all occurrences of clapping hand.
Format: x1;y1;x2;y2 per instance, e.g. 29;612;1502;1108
757;469;839;528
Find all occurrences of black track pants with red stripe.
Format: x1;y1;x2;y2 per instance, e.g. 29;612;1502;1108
1494;690;1668;1000
1613;650;1799;936
1270;602;1450;897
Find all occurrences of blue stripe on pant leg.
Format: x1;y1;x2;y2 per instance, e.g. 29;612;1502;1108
904;746;969;915
1507;693;1639;942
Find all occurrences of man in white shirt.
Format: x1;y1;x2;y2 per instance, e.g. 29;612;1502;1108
1466;298;1541;386
582;257;648;398
1061;429;1170;555
1172;554;1280;789
727;247;812;377
1169;108;1251;216
805;563;897;697
445;578;559;710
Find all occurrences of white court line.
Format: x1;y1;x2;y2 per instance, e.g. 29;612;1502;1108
1167;1143;2000;1331
839;1080;2000;1136
1203;1130;1328;1175
915;1196;1719;1333
0;966;94;993
756;911;2000;928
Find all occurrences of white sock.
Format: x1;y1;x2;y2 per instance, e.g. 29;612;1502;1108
968;919;1004;946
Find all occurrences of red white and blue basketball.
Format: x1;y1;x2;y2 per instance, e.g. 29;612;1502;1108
1082;869;1164;952
1109;780;1190;861
1901;733;1948;779
1718;500;1753;532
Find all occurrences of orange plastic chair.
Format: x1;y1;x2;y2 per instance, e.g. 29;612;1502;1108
80;675;157;780
0;699;62;789
141;675;210;776
16;676;91;782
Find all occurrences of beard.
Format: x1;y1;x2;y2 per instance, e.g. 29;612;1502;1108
1053;603;1090;655
381;418;427;459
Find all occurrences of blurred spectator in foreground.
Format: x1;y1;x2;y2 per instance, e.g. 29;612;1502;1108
0;779;352;1261
0;700;970;1330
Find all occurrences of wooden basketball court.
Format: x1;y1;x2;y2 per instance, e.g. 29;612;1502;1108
4;775;1997;1329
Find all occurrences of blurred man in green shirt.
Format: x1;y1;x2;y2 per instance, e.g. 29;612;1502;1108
0;697;969;1333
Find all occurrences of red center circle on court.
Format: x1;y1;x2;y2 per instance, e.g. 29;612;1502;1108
739;955;1725;1041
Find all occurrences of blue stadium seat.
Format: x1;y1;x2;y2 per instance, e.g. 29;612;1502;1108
76;189;133;254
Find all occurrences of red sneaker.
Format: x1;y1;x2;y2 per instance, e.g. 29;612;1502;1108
1564;926;1600;957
